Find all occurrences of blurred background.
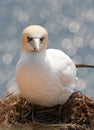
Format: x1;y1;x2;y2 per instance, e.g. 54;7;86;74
0;0;94;98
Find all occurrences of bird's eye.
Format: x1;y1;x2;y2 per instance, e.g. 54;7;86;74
40;37;44;43
27;36;33;42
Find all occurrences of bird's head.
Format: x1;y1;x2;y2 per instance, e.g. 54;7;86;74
22;25;48;52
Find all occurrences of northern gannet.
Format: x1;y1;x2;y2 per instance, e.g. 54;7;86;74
16;25;77;107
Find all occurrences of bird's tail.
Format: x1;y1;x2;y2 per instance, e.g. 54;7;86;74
76;64;94;68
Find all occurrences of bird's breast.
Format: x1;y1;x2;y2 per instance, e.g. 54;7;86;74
16;53;74;106
16;58;51;87
16;58;65;106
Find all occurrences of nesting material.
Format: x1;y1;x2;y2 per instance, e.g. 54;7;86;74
0;91;94;130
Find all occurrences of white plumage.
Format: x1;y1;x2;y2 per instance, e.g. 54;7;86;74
16;25;77;107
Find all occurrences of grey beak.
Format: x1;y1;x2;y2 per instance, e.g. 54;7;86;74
32;38;40;51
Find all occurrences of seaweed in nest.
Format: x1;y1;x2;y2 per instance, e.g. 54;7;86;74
0;91;94;130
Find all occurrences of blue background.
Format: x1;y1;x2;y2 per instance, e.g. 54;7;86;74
0;0;94;98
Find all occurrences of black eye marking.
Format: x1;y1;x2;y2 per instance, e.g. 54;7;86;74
40;37;44;43
27;36;44;43
27;36;33;43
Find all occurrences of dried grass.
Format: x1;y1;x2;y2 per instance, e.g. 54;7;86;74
0;91;94;130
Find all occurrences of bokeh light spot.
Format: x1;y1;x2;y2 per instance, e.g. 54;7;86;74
69;22;80;33
2;53;13;64
73;37;84;48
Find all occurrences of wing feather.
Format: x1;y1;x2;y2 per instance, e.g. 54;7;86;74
46;49;77;86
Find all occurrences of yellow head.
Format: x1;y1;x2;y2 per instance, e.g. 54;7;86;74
22;25;48;52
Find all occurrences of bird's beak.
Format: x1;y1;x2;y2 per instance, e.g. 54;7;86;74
33;38;40;51
28;38;41;51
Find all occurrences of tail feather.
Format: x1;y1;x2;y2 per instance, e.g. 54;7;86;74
76;64;94;68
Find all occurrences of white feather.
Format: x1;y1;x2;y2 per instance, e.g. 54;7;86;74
16;25;77;107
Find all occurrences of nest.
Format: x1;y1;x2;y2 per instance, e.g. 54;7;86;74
0;91;94;130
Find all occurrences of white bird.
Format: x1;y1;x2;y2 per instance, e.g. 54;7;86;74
16;25;77;107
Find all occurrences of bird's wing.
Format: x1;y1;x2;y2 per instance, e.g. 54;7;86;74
46;49;77;86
